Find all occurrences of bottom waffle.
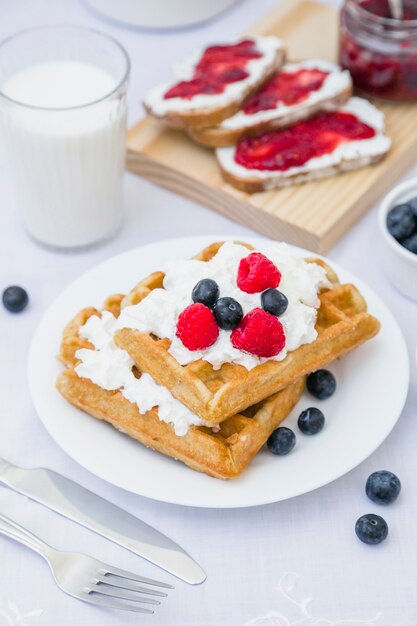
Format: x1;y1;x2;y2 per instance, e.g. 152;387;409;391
57;369;304;480
57;299;305;479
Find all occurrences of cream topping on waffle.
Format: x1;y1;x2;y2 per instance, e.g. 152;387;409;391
75;312;202;436
118;242;331;370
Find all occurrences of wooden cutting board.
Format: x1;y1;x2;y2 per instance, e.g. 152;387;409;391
126;0;417;252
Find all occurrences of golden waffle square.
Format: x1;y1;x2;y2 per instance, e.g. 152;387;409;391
114;242;380;426
57;300;304;480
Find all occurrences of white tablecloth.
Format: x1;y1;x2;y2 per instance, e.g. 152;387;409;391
0;1;416;624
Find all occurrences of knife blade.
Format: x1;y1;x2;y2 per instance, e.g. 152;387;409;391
0;458;205;585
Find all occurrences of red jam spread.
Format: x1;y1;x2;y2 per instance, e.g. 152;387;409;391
339;0;417;101
357;0;417;19
164;40;262;100
243;69;328;114
234;111;376;171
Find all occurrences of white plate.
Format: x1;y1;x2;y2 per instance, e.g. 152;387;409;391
28;236;409;508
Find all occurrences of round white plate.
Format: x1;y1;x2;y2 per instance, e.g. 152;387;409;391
28;236;409;508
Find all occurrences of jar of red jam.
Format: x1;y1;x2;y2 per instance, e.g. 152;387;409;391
339;0;417;101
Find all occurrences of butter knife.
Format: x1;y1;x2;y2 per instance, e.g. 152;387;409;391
0;458;205;585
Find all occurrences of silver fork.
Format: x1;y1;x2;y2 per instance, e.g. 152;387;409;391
0;512;173;613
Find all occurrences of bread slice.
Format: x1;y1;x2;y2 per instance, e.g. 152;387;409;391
188;60;352;147
143;36;286;129
216;97;392;193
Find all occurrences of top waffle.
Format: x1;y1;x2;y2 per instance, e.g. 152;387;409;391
114;242;380;426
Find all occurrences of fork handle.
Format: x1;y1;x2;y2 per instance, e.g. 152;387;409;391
0;512;51;558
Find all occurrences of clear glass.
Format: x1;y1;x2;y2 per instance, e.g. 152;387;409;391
339;0;417;101
0;25;130;250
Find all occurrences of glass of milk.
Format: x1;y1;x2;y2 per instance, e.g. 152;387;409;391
0;26;130;250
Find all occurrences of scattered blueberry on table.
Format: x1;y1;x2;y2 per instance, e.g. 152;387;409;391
298;407;325;435
355;513;388;545
366;470;401;505
386;198;417;252
2;285;29;313
267;427;296;455
307;369;336;400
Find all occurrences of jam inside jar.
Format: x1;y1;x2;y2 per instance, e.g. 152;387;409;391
339;0;417;101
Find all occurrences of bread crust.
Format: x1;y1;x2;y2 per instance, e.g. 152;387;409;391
218;152;387;193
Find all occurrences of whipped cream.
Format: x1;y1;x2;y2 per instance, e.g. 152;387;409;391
144;36;284;116
216;97;392;182
75;311;202;436
220;60;352;131
117;241;330;371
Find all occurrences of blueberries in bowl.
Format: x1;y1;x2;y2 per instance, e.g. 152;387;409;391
386;204;416;241
2;286;29;313
355;513;388;545
307;369;336;400
402;233;417;254
386;198;417;253
366;470;401;505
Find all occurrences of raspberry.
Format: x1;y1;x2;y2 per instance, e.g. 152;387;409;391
231;308;286;357
237;252;281;293
176;303;219;351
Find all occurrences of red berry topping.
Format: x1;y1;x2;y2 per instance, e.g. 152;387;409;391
244;68;328;115
231;308;286;358
164;40;261;100
237;252;281;293
235;112;376;172
176;303;219;351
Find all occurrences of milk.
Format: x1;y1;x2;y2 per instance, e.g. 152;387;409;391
0;61;127;248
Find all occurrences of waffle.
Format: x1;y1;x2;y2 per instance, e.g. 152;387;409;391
57;303;305;479
115;242;380;426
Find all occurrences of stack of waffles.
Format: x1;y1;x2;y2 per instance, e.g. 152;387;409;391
57;242;380;479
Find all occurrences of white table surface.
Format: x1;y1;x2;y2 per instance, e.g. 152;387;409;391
0;1;416;624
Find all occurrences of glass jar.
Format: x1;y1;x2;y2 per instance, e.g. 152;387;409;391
339;0;417;101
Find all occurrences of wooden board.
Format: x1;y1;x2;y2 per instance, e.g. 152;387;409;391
126;0;417;252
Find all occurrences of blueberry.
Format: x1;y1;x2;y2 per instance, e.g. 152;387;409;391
307;369;336;400
402;233;417;254
386;204;416;241
2;286;29;313
267;427;296;455
261;288;288;316
298;407;325;435
192;279;219;309
407;197;417;218
366;470;401;505
213;297;243;330
355;513;388;545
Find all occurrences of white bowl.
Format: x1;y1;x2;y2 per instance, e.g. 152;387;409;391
379;177;417;301
85;0;240;29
